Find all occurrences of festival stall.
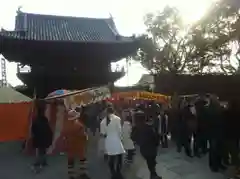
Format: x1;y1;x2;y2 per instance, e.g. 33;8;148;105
0;87;32;142
106;91;171;119
108;91;170;105
26;86;111;154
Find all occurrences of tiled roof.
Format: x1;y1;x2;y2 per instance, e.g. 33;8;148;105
0;11;134;42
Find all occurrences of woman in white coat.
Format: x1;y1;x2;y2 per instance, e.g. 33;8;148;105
122;115;135;164
100;105;125;179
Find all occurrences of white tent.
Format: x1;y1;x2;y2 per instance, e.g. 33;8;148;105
137;74;154;86
0;87;31;103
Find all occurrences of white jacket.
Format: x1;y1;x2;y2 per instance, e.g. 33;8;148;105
100;114;125;155
122;121;135;150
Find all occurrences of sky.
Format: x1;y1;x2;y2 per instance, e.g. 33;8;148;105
0;0;217;87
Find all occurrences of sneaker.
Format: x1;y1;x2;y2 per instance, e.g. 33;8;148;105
186;153;193;158
31;165;42;174
210;167;219;173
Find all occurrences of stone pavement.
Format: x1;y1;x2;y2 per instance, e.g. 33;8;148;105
0;140;227;179
135;147;226;179
0;140;109;179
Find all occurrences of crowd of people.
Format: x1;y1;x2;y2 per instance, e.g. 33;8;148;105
169;94;240;179
28;94;240;179
99;94;240;179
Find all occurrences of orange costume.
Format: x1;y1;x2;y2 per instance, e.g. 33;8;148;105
63;119;87;159
63;110;89;179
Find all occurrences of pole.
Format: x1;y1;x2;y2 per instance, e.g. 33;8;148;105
126;57;130;86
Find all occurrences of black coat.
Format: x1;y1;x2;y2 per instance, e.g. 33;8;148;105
195;104;209;130
136;124;159;157
31;115;53;149
224;107;240;140
206;104;224;139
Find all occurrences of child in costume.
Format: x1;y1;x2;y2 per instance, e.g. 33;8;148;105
63;109;89;179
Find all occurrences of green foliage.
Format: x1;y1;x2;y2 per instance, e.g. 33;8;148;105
135;0;240;74
193;0;240;74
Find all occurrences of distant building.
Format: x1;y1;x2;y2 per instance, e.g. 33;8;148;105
0;80;12;88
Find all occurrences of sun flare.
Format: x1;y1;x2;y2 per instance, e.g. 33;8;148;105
167;0;218;24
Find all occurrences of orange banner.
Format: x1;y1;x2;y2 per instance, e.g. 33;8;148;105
112;91;139;99
111;91;170;104
0;102;32;142
138;92;169;103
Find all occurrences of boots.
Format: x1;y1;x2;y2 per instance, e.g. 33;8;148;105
76;159;90;179
68;159;75;179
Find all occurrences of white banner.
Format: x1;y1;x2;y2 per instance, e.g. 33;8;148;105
45;86;111;109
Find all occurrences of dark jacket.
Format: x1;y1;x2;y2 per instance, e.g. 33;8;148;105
195;101;208;130
136;124;159;156
224;106;240;140
182;106;197;132
207;104;224;139
131;110;145;142
31;115;53;149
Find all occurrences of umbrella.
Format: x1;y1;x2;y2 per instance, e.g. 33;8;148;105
47;89;69;98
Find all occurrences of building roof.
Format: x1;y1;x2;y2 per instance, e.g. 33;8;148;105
0;87;31;103
0;11;135;43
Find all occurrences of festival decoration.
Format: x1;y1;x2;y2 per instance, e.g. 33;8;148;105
111;91;170;104
45;86;111;109
43;86;111;154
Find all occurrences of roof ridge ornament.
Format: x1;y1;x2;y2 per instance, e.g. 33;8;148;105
107;13;120;39
109;13;113;20
17;6;23;14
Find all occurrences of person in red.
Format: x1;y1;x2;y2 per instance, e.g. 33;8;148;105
62;108;89;179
